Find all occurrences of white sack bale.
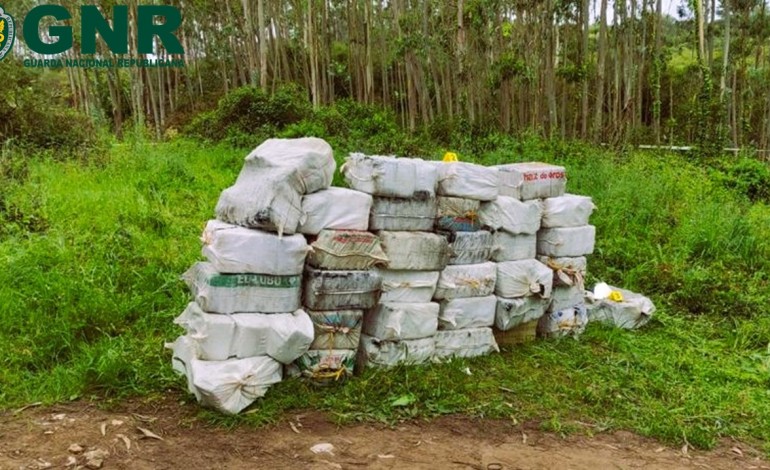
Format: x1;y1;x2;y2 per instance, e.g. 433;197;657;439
537;256;588;287
549;285;585;313
445;230;493;265
378;231;451;270
495;296;550;331
369;196;437;231
436;196;482;232
585;287;655;329
298;187;372;235
295;349;357;381
183;262;301;314
167;335;200;399
541;194;596;228
478;197;542;235
376;269;440;303
243;137;335;194
491;232;537;262
434;162;500;201
303;267;381;311
201;220;308;275
496;162;567;200
307;309;364;350
363;302;439;341
434;262;497;300
537;226;596;257
434;327;499;359
537;304;588;338
307;230;389;270
495;260;553;299
358;335;435;367
438;295;497;330
190;356;283;415
342;154;438;199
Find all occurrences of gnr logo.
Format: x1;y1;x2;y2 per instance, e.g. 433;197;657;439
0;5;15;61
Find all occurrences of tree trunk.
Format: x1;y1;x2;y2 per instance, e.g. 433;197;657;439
593;0;609;142
258;0;268;89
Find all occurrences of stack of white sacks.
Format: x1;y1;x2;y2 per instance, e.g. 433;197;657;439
342;155;445;367
168;138;337;414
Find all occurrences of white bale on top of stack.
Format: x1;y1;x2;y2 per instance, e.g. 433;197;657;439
430;161;500;359
342;154;445;367
169;138;335;414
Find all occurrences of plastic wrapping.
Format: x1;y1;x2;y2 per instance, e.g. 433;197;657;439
358;335;435;367
433;162;500;201
434;327;499;359
434;262;497;300
376;269;440;303
190;356;283;415
303;267;382;311
435;196;481;232
478;197;542;235
183;262;301;314
541;194;596;228
363;302;440;341
495;260;553;299
496;162;567;200
438;295;497;330
549;285;585;313
537;304;588;338
494;296;550;331
173;302;313;364
342;154;438;199
585;287;655;329
378;231;451;270
295;349;356;382
369;197;437;231
537;256;588;287
201;220;308;275
307;230;389;270
445;230;493;265
537;226;596;257
492;232;537;262
307;309;364;350
298;187;372;235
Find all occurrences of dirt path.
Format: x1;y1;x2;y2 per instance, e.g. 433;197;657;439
1;397;766;470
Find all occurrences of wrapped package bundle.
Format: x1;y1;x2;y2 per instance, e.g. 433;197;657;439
167;335;200;399
496;162;567;200
438;295;497;330
342;154;438;199
358;335;435;367
537;256;587;287
295;349;357;382
436;197;481;232
433;162;500;201
377;269;440;303
585;287;655;329
190;356;283;414
307;230;389;270
445;230;493;265
363;302;439;341
537;226;596;257
201;220;307;275
307;309;364;350
303;267;381;311
174;303;313;364
541;194;596;228
434;327;499;359
298;187;373;235
537;304;588;338
378;231;451;271
215;138;335;235
183;262;300;314
478;197;542;235
495;296;550;331
369;196;437;231
549;285;585;313
491;232;537;262
495;260;553;299
434;262;497;300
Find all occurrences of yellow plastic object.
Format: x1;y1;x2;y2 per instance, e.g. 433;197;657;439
609;290;624;302
442;152;459;162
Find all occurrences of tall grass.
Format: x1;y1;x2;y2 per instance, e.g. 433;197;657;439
1;137;769;451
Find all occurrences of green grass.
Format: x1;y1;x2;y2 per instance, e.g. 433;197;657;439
1;137;769;452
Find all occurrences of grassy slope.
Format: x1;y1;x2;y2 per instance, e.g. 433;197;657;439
1;139;769;451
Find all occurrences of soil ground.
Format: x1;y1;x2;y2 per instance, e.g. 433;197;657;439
1;396;767;470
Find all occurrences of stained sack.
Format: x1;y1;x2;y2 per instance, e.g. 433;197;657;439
358;335;435;367
496;162;566;200
307;309;364;350
376;269;440;303
435;197;481;232
303;267;382;311
378;231;451;271
434;262;497;300
298;187;373;235
445;230;493;265
342;154;438;199
434;328;499;359
369;196;437;231
494;296;550;331
307;230;389;270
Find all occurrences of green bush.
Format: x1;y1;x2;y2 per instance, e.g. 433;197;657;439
715;157;770;203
